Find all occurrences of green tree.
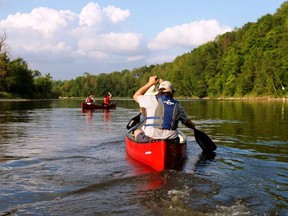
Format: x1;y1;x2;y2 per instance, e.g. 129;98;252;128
34;73;54;98
6;58;34;97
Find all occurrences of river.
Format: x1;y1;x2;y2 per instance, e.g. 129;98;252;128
0;99;287;215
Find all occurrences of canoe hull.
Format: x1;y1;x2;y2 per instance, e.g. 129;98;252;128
125;132;187;171
81;102;116;111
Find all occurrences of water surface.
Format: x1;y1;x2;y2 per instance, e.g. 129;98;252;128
0;99;287;215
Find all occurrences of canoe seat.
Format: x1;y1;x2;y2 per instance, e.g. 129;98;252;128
127;133;135;141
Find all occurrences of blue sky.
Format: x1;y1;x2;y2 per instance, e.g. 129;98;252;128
0;0;286;80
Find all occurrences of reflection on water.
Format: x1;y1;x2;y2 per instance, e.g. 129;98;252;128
103;109;111;122
0;99;287;215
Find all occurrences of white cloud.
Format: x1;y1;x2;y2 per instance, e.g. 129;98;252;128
78;3;129;27
148;19;232;50
2;7;76;38
54;42;73;53
76;32;141;58
79;2;102;27
0;2;137;61
99;32;141;52
88;50;109;59
127;55;143;61
103;5;130;23
0;2;232;80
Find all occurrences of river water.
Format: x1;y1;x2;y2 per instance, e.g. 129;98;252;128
0;99;287;215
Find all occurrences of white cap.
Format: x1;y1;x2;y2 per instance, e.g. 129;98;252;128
158;81;175;93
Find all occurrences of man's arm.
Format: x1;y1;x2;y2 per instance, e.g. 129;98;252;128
133;76;159;103
183;119;196;129
178;105;196;129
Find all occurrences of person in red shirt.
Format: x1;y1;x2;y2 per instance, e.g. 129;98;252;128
85;93;94;105
103;92;112;106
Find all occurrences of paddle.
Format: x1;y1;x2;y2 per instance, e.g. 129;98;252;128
126;113;141;130
193;128;217;152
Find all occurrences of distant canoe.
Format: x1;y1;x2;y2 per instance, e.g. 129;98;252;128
81;102;116;111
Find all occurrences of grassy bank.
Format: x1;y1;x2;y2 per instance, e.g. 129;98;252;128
0;92;22;99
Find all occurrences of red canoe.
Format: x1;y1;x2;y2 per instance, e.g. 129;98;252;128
125;131;187;171
81;102;116;111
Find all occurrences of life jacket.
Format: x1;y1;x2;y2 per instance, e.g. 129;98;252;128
145;95;179;130
103;96;110;105
86;96;93;103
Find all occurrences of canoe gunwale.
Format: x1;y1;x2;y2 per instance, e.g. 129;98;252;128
81;102;116;110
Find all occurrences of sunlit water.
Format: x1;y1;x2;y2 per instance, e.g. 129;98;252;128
0;99;287;215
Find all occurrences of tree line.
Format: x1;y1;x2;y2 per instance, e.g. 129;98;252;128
1;2;287;99
0;33;58;99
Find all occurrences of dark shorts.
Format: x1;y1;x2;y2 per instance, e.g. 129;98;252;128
136;132;151;142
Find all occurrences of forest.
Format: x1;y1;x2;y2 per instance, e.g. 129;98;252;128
0;32;57;99
1;2;287;99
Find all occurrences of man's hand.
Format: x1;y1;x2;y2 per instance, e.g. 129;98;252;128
133;75;160;103
148;75;159;86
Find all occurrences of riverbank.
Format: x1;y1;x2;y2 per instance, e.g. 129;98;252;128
1;92;287;101
176;95;288;101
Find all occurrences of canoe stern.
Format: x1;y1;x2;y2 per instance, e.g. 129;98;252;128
125;133;187;171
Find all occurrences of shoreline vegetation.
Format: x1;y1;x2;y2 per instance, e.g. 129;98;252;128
1;94;287;102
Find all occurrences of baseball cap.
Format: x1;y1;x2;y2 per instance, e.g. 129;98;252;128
158;81;175;93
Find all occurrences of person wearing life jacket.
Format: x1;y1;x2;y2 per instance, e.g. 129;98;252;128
103;92;112;107
133;76;196;142
85;93;94;105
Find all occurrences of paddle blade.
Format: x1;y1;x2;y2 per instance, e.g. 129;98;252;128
126;113;141;130
193;128;217;152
